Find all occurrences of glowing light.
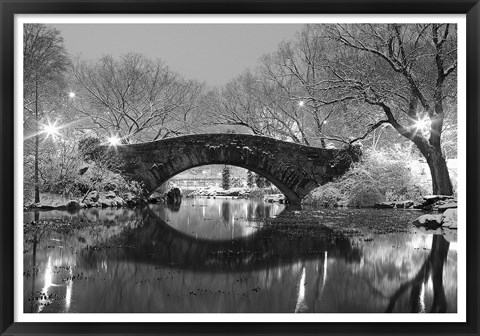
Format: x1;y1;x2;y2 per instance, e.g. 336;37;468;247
298;101;305;107
65;267;73;312
414;117;430;132
38;256;54;313
42;120;60;139
68;91;76;98
419;282;426;313
294;267;308;313
107;135;121;146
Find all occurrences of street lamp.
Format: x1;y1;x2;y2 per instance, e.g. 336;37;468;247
413;117;430;133
42;120;60;140
298;100;305;107
68;91;76;99
107;135;121;146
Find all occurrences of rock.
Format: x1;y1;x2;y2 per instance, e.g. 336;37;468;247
263;194;285;203
423;194;454;202
147;193;163;204
442;208;457;229
66;200;81;210
420;195;456;211
413;214;443;230
165;187;182;204
394;200;414;208
374;200;414;209
438;202;457;212
374;202;395;209
422;195;454;207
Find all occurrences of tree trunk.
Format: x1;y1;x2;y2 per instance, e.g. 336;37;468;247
425;149;453;196
413;137;453;196
34;80;40;203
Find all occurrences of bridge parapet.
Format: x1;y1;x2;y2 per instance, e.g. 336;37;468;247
90;134;361;205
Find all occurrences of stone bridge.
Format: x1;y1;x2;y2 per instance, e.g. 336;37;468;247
93;134;361;205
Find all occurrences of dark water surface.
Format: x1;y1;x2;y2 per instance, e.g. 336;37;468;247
23;198;457;313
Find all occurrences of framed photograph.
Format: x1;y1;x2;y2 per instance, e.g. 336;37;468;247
1;0;479;335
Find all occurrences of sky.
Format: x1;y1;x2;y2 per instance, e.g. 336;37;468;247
52;24;303;87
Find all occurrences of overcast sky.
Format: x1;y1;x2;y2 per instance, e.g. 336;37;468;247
52;24;303;87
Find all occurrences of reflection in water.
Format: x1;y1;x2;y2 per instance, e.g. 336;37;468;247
151;198;284;241
166;201;181;212
65;267;73;313
23;200;456;313
385;235;450;313
295;267;308;313
38;256;53;313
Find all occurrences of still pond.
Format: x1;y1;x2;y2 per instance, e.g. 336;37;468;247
23;197;457;313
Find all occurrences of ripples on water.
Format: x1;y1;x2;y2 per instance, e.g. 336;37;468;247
23;197;457;313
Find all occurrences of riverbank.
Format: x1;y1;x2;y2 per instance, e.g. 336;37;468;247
23;187;281;211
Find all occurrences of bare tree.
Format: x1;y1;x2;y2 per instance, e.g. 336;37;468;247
258;25;357;147
325;23;457;195
203;72;301;140
205;25;358;147
72;53;204;143
23;24;70;203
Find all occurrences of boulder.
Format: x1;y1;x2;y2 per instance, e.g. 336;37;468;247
66;200;82;210
419;195;456;211
413;214;443;230
374;200;414;209
263;194;286;203
442;208;457;229
438;202;457;212
165;187;182;204
147;193;163;204
376;202;395;208
422;195;454;204
394;200;414;208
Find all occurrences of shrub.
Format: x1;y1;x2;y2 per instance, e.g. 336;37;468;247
304;147;428;207
303;185;342;207
346;184;384;207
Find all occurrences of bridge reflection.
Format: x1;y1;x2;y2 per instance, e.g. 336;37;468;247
76;206;362;272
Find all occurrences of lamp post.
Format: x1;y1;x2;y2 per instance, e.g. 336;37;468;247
107;135;122;146
32;91;75;203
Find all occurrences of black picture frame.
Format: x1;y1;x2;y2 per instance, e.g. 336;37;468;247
1;0;479;335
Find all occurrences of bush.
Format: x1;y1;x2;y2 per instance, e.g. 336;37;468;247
304;147;428;207
303;185;342;207
346;184;384;207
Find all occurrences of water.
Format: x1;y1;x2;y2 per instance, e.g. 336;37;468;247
23;197;457;313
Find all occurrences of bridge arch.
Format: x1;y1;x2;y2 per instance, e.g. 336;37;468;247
96;134;361;205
